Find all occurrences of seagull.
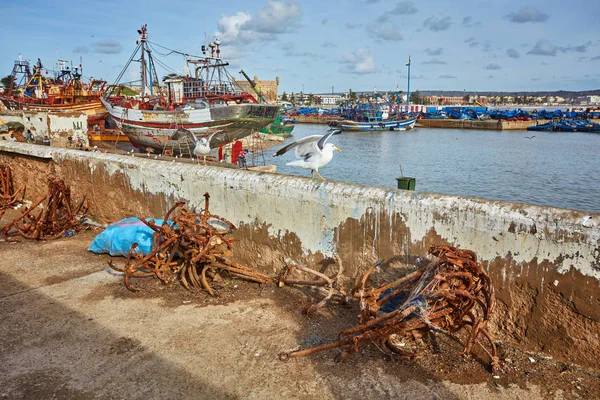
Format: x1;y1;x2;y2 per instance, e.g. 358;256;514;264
525;135;536;139
171;128;223;165
273;129;341;180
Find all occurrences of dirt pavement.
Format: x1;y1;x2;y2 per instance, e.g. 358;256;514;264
1;224;599;399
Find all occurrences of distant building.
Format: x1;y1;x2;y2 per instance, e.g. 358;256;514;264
423;95;466;105
232;76;279;103
581;95;600;105
320;94;342;105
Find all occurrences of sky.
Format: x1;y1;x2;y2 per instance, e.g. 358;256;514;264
1;0;599;94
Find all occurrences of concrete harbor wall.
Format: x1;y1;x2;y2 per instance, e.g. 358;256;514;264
417;118;540;130
1;141;599;372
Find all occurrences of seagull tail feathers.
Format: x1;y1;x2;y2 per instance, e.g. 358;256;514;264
286;160;307;167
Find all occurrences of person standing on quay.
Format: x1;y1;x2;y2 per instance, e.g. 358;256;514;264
237;149;248;169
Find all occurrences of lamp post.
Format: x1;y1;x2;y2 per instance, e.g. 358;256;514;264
406;55;411;106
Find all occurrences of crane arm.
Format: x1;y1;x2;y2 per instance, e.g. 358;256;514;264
239;69;267;103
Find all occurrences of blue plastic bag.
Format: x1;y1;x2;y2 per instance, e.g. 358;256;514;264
88;217;169;256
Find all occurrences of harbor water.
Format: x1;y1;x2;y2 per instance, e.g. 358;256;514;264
262;124;600;213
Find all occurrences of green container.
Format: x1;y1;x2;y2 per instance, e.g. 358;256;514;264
396;177;416;191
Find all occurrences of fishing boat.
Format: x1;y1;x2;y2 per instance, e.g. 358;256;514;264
340;117;417;132
259;110;295;137
101;25;279;153
526;119;600;132
0;58;106;116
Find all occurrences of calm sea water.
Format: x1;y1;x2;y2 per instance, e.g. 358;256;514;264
260;124;600;213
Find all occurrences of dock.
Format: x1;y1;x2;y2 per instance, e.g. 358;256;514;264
293;115;600;131
416;118;541;130
294;115;542;130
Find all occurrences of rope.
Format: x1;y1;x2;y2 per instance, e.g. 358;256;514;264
147;40;206;59
106;42;142;97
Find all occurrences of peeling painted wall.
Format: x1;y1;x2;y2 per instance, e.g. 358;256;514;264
0;111;88;146
1;141;599;371
48;112;88;147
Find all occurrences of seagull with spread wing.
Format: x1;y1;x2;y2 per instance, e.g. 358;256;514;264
273;129;341;180
170;128;224;165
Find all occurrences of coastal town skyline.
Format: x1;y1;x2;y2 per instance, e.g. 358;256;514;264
0;0;598;94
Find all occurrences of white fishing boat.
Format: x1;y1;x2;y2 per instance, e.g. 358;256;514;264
102;25;278;153
340;117;417;132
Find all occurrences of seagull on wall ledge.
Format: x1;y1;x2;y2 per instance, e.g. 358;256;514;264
170;128;223;165
273;129;341;180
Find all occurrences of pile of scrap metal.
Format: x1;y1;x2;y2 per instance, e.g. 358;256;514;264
277;255;350;314
0;165;23;212
1;178;88;240
109;193;274;293
279;245;499;373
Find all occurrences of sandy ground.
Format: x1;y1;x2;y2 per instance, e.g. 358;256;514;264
1;212;599;399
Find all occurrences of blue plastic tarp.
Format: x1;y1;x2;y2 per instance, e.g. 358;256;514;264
88;217;171;257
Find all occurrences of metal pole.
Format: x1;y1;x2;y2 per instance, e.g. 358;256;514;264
148;47;153;96
406;55;411;106
140;44;146;98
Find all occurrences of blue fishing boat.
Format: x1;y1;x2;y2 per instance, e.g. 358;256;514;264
527;121;556;132
340;117;417;132
527;119;600;132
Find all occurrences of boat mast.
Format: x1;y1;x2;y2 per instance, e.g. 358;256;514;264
8;54;32;97
139;24;148;98
214;38;222;90
406;55;411;106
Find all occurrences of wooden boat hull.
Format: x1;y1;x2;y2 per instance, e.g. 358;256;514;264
101;98;279;153
0;98;105;115
341;117;417;132
88;133;130;142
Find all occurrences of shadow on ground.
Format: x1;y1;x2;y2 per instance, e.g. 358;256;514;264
0;271;235;399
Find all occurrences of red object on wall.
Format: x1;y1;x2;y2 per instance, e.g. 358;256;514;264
218;146;223;161
231;140;242;163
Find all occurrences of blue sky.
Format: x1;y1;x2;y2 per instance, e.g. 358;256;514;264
1;0;599;94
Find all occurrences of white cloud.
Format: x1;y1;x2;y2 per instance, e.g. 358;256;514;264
505;7;549;23
93;40;122;54
367;24;403;41
214;2;301;63
216;11;253;43
73;46;89;54
242;1;301;34
422;58;446;65
423;16;452;32
389;1;418;15
506;48;520;58
526;40;589;56
485;63;502;70
462;16;481;27
425;47;443;56
341;49;377;74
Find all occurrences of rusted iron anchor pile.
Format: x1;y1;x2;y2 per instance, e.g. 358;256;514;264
279;245;500;373
1;178;88;240
0;165;23;212
107;196;498;372
109;193;274;293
